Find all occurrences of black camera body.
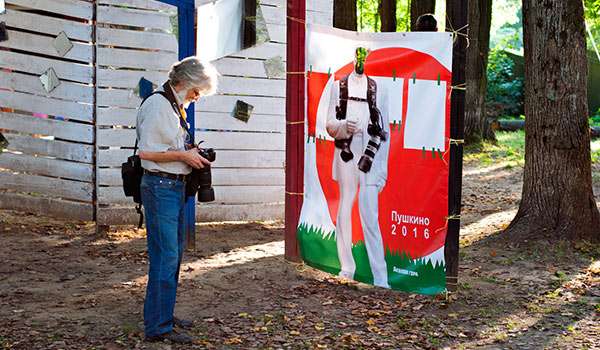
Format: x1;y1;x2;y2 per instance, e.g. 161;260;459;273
334;105;355;162
357;123;387;173
186;147;216;202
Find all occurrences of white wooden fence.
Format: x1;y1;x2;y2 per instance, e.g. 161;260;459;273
0;0;95;221
0;0;332;224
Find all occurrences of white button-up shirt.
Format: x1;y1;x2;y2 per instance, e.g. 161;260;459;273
136;84;192;175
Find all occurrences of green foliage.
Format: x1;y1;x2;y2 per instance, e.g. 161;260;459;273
486;49;524;119
297;223;446;295
591;109;600;127
585;0;600;50
490;0;523;51
356;0;410;32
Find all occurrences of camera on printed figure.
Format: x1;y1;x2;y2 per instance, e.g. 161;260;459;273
358;123;387;173
186;146;216;202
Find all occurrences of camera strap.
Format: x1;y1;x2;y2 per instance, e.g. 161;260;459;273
129;82;191;229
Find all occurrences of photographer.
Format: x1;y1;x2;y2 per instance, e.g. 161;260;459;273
325;47;390;288
136;57;217;344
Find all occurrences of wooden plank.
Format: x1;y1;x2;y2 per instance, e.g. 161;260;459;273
210;54;278;80
6;0;93;20
0;152;93;182
0;171;93;201
0;51;93;84
195;131;285;151
97;5;173;31
260;4;285;25
266;23;286;43
260;6;331;26
0;90;93;123
97;47;177;70
96;128;136;147
198;112;285;133
0;71;93;104
230;42;286;60
196;203;284;222
0;192;93;221
307;10;333;25
98;185;284;205
97;27;178;52
213;57;277;79
97;149;285;168
97;68;167;89
96;107;138;127
1;30;93;62
0;111;93;143
97;167;285;186
218;76;286;97
97;88;141;108
98;0;177;13
0;9;92;41
3;133;93;163
198;95;285;116
99;108;286;130
98;129;285;150
96;202;283;224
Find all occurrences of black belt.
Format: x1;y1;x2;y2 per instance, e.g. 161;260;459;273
144;169;187;182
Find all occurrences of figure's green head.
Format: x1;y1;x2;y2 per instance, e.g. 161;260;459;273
354;47;369;74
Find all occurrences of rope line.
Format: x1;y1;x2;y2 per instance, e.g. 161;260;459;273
286;191;304;196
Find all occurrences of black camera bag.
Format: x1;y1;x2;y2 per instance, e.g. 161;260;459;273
121;85;184;228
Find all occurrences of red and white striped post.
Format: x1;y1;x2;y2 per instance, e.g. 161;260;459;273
284;0;306;261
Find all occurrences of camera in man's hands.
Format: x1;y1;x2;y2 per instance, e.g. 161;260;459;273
185;146;216;202
358;123;387;173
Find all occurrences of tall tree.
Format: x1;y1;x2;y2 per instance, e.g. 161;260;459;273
378;0;397;32
334;0;358;31
410;0;436;31
464;0;494;142
507;0;600;241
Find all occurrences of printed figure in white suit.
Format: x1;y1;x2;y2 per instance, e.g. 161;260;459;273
325;47;391;288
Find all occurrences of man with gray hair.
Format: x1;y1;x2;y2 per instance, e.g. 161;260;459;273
137;56;218;344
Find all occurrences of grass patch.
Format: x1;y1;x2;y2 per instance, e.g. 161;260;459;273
297;223;446;295
464;130;525;167
591;139;600;164
466;130;600;166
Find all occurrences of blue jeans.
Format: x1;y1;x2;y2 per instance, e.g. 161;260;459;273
141;173;186;337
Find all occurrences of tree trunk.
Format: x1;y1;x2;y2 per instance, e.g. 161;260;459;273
410;0;436;31
334;0;357;31
507;0;600;241
464;0;493;143
378;0;396;32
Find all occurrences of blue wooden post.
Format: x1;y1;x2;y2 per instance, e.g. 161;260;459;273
158;0;197;249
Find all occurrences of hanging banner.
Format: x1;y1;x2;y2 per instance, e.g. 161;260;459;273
298;25;453;295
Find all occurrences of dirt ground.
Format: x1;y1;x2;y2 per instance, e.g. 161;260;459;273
1;162;599;350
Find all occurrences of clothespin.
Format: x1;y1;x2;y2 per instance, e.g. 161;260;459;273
412;73;416;84
393;69;397;82
392;120;397;130
308;64;312;78
437;73;441;86
307;135;311;143
327;67;331;79
437;148;443;159
422;147;426;159
431;147;437;159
